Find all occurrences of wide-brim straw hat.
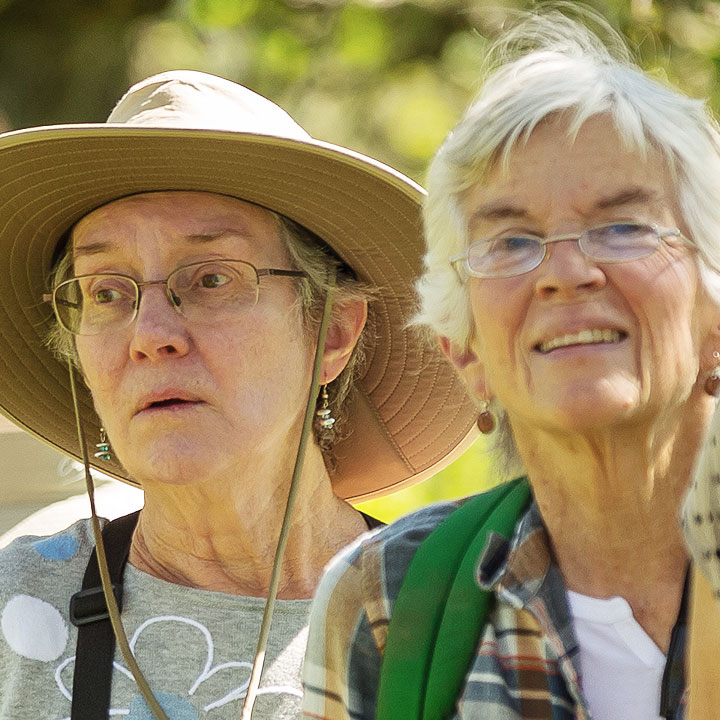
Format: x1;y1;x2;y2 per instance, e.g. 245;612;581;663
0;70;476;502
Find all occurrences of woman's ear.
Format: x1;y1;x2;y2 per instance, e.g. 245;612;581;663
699;333;720;384
700;344;720;376
321;299;368;383
698;295;720;374
439;336;487;399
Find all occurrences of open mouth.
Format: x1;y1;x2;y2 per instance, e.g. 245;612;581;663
535;329;627;354
141;398;202;413
135;389;205;416
147;398;193;408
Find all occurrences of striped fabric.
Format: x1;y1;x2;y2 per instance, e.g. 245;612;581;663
302;496;686;720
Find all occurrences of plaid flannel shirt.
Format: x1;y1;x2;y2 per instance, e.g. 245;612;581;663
302;495;686;720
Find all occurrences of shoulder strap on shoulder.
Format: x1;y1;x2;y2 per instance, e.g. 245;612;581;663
70;510;140;720
376;478;531;720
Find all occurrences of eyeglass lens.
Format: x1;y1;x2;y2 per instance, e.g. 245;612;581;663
54;260;260;336
466;223;661;277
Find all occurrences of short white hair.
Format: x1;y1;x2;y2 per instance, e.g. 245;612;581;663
417;10;720;348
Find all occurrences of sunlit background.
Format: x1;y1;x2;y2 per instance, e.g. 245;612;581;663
1;0;718;531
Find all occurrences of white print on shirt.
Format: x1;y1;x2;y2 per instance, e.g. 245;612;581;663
1;594;69;661
2;593;301;719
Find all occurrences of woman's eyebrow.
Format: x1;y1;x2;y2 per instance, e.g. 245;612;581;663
594;187;659;210
184;229;251;243
73;241;111;257
468;202;529;225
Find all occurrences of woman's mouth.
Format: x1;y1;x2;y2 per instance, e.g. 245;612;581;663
147;398;194;409
536;329;626;354
136;394;205;415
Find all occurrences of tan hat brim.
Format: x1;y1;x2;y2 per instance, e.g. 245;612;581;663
0;125;476;501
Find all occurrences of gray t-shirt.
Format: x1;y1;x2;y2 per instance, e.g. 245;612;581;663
0;518;309;719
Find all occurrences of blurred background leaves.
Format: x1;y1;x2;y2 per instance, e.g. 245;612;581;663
1;0;717;519
7;0;718;182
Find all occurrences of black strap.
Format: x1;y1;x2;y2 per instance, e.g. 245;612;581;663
70;511;140;719
659;566;690;719
359;511;383;530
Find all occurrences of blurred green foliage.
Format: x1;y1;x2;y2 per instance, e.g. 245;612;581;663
2;0;719;519
356;436;505;522
5;0;720;182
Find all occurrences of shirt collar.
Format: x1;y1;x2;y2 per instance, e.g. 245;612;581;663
476;499;552;606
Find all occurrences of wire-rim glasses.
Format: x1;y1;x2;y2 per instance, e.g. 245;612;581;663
450;222;690;279
44;259;307;336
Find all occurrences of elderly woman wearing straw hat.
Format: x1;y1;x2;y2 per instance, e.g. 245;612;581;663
0;71;475;719
302;12;720;720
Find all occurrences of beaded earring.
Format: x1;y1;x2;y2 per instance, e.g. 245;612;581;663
94;427;112;462
316;385;336;430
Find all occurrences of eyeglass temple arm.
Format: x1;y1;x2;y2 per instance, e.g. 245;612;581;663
43;293;80;309
256;269;307;278
658;227;689;244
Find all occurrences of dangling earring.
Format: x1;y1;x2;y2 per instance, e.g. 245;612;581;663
476;399;495;434
316;384;336;430
94;427;112;462
706;352;720;397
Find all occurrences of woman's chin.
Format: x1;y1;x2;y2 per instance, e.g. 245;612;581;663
111;421;252;484
120;443;228;487
514;386;641;433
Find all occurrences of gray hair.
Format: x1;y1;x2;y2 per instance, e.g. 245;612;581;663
46;207;372;471
415;8;720;468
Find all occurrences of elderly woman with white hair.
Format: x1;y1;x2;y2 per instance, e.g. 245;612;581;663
301;12;720;720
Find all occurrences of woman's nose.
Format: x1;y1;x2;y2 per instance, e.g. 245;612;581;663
129;285;191;361
533;238;607;299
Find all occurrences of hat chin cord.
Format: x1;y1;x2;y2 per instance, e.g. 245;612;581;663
68;362;171;720
67;267;337;720
241;266;336;719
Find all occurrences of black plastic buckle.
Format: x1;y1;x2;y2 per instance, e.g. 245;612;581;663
69;584;121;627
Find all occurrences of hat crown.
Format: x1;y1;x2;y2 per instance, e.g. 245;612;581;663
107;70;311;140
